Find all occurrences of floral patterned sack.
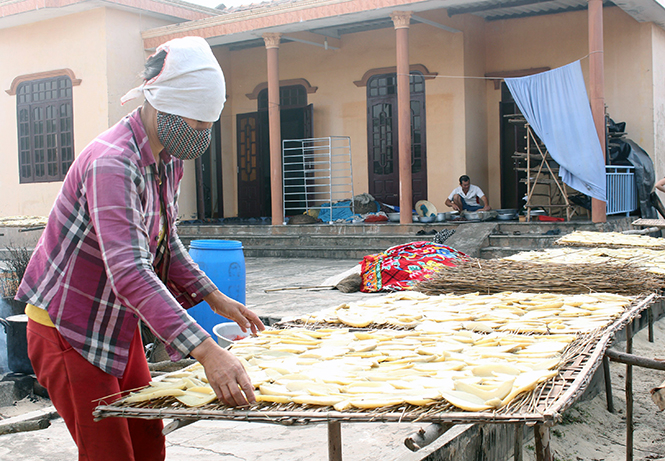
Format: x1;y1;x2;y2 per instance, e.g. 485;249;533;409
360;241;467;292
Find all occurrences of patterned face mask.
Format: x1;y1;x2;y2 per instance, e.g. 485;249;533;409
157;112;212;160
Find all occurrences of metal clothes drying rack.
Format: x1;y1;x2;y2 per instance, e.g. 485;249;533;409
282;137;354;224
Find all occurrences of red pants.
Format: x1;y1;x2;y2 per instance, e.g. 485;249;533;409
27;319;166;461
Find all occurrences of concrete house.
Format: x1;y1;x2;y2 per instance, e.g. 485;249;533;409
0;0;221;219
2;0;665;223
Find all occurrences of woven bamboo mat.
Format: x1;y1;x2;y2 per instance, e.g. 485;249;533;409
93;294;657;426
632;219;665;229
554;231;665;250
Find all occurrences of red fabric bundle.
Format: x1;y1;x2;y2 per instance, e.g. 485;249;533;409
364;214;388;223
360;241;467;292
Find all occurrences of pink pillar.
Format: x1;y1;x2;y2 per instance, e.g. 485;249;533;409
391;11;413;224
589;0;607;223
263;33;284;225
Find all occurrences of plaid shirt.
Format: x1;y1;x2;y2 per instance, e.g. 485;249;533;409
16;108;214;377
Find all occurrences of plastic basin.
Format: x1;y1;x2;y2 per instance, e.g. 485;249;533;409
213;322;249;348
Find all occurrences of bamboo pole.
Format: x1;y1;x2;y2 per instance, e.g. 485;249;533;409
626;321;633;461
534;424;552;461
0;407;59;436
0;418;50;435
404;423;454;451
605;349;665;371
328;420;342;461
162;419;196;435
514;424;524;461
603;355;614;413
526;129;532;222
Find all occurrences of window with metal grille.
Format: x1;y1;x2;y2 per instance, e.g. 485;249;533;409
17;76;74;183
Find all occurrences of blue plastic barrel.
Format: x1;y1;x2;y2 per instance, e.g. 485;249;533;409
187;240;246;336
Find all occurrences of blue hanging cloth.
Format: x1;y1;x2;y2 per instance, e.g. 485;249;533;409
505;61;606;202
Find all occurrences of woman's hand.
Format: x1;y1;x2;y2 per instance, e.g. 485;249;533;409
188;291;264;406
204;290;265;335
190;338;255;406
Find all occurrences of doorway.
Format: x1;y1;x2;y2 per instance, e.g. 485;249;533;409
236;85;312;218
367;72;427;207
195;119;223;219
499;83;527;210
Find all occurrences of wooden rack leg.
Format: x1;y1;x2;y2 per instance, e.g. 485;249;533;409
514;424;523;461
648;307;654;343
626;322;634;461
603;355;614;413
534;424;552;461
328;420;342;461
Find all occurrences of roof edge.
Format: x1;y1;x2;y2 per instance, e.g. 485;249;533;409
607;0;665;30
0;0;221;23
141;0;425;48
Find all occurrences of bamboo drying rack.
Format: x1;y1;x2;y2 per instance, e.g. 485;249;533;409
522;123;576;221
554;233;665;250
94;294;657;461
631;218;665;229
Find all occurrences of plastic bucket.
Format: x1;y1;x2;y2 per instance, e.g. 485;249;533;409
188;240;246;336
0;314;33;374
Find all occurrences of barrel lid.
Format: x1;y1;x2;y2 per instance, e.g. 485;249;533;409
190;239;243;250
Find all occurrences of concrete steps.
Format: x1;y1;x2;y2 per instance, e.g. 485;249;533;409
177;223;449;259
176;217;637;260
0;216;638;263
477;219;640;259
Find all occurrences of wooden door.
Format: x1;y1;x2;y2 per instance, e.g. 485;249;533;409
368;98;399;204
410;90;427;205
367;73;427;207
236;112;262;218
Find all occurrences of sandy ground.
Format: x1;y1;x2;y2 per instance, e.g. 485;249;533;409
1;257;665;460
0;412;431;461
539;316;665;461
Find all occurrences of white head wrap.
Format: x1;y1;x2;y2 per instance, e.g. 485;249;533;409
121;36;226;123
